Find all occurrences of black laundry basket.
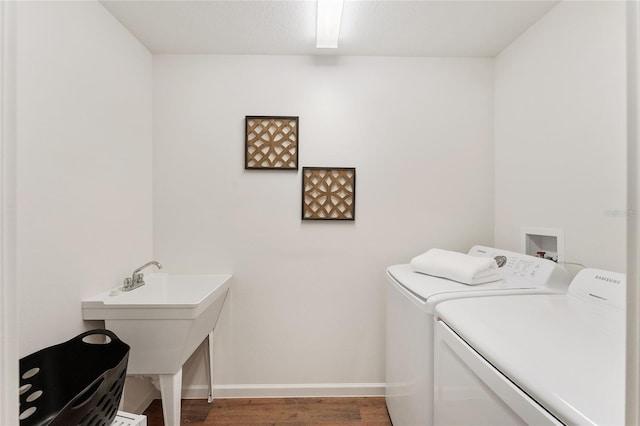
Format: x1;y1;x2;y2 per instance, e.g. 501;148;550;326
19;329;130;426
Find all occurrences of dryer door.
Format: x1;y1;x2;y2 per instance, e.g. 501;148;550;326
433;320;562;426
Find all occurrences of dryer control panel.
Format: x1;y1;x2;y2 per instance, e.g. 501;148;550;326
468;246;570;290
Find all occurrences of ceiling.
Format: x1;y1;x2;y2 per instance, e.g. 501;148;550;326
100;0;559;57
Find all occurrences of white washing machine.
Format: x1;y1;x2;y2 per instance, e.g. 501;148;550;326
433;268;625;425
385;246;570;426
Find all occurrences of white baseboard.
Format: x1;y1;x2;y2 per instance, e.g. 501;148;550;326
182;383;386;399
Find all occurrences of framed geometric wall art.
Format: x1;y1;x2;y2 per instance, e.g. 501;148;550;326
302;167;356;221
245;116;299;170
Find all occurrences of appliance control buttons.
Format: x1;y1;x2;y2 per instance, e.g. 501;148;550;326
494;256;507;268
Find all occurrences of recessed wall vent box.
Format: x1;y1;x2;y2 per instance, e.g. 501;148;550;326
521;227;565;263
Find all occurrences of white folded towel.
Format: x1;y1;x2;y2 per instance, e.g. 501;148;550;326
410;248;501;285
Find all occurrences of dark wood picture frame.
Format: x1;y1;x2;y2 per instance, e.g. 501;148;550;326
302;167;356;221
245;116;299;170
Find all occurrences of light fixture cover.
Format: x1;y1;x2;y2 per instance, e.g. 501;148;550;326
316;0;344;48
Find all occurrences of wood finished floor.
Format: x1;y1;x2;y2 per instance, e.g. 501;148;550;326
142;397;392;426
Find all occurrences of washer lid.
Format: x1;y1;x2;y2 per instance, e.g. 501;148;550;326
387;264;523;302
388;246;570;303
436;293;625;426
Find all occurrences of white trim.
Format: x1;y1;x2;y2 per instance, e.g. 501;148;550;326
182;383;386;399
132;382;384;412
0;1;17;425
627;1;640;424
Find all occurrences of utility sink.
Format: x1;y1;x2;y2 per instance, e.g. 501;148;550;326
82;273;232;426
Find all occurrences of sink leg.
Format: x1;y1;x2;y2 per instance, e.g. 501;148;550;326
204;331;214;403
159;369;182;426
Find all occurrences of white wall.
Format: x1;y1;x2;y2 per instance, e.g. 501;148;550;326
494;1;627;273
9;0;629;412
16;1;153;358
626;1;640;422
1;1;18;424
153;55;495;396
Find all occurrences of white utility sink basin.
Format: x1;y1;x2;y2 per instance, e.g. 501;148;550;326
82;273;232;426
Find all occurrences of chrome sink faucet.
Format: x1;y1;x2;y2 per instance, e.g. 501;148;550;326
123;260;163;292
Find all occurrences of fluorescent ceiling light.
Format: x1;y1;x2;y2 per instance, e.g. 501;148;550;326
316;0;344;49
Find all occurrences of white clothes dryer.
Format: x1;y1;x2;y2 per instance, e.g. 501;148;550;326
385;246;570;426
433;268;625;425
